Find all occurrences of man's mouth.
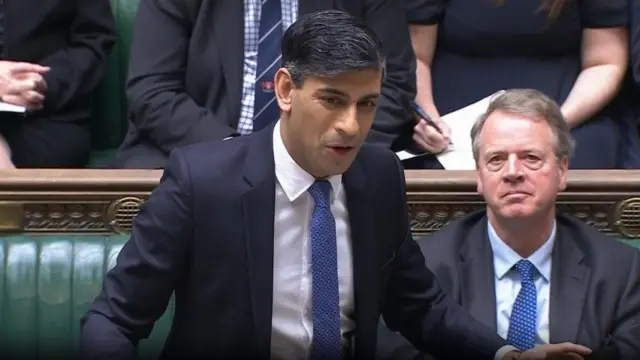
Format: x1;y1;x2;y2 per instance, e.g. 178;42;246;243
328;146;355;156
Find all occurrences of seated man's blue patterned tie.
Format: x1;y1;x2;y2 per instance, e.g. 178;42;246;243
506;259;538;350
307;180;342;360
253;0;282;131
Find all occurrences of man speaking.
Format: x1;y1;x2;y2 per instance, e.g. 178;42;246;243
80;10;590;360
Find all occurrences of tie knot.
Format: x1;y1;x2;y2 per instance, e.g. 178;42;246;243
514;260;535;282
308;180;332;208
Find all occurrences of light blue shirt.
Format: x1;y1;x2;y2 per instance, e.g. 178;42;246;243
488;220;556;347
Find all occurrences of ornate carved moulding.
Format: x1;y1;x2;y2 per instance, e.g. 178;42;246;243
0;170;638;239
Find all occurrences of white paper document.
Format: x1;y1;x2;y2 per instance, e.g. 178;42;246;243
396;90;505;170
0;101;26;113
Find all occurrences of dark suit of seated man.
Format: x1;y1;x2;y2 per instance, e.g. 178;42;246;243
80;13;590;360
377;89;640;360
0;0;115;168
115;0;416;169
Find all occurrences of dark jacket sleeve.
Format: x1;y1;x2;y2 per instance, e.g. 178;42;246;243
79;149;193;359
377;318;425;360
39;0;116;112
591;249;640;359
380;153;507;360
126;0;236;154
632;0;640;86
363;0;417;150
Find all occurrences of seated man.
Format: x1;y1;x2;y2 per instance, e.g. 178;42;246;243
377;89;640;359
0;0;116;168
116;0;416;169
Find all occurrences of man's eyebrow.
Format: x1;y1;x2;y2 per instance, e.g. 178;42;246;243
315;87;381;101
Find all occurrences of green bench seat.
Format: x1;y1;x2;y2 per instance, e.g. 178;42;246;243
0;235;171;357
0;234;637;355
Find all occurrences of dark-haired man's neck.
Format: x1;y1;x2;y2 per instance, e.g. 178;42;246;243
279;119;330;179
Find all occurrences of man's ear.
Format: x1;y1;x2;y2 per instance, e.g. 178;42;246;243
274;68;294;113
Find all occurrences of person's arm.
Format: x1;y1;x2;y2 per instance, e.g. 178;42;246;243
381;153;508;359
561;27;628;128
376;318;425;360
127;0;237;154
362;0;417;149
561;0;629;128
406;0;451;154
409;24;438;126
38;0;116;113
589;250;640;359
79;150;193;359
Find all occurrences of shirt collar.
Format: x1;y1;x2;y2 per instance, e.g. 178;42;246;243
273;121;342;202
487;219;556;282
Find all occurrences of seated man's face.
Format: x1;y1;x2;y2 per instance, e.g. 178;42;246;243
276;68;381;178
475;111;568;220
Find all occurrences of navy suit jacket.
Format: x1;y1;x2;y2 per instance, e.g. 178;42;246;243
377;211;640;360
80;126;508;359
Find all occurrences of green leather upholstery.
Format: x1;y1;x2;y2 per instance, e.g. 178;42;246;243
0;235;171;356
89;0;140;166
0;234;636;355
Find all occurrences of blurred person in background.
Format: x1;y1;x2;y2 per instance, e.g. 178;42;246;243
0;0;116;168
116;0;416;169
404;0;629;169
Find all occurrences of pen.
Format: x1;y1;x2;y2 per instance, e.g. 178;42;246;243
410;102;453;145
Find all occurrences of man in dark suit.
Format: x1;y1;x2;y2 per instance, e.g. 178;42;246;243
81;12;591;360
115;0;417;169
377;89;640;360
0;0;115;168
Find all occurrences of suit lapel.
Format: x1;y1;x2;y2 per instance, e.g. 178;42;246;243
241;126;277;356
342;159;377;358
549;224;590;343
213;0;244;125
459;220;498;330
298;0;336;15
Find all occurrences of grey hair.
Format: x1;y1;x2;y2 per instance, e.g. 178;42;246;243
470;89;575;161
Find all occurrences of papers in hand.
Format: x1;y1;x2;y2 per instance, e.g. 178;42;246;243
0;101;26;113
396;90;505;170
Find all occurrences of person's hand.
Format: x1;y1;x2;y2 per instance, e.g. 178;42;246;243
505;343;592;360
0;61;49;111
2;71;48;111
0;134;14;169
412;114;452;154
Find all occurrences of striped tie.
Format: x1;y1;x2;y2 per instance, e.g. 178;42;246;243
253;0;282;132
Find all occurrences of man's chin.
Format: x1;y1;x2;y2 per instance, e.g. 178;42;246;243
499;205;536;219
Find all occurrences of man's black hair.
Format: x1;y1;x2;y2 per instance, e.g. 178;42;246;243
281;9;386;87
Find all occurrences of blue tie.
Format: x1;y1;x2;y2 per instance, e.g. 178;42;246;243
507;260;538;350
253;0;282;132
307;180;342;360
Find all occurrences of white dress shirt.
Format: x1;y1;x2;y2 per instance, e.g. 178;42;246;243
488;220;556;346
270;121;356;360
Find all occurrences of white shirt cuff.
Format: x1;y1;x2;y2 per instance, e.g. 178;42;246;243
495;345;519;360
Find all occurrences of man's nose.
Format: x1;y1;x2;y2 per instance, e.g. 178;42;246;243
335;107;360;137
503;154;524;181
